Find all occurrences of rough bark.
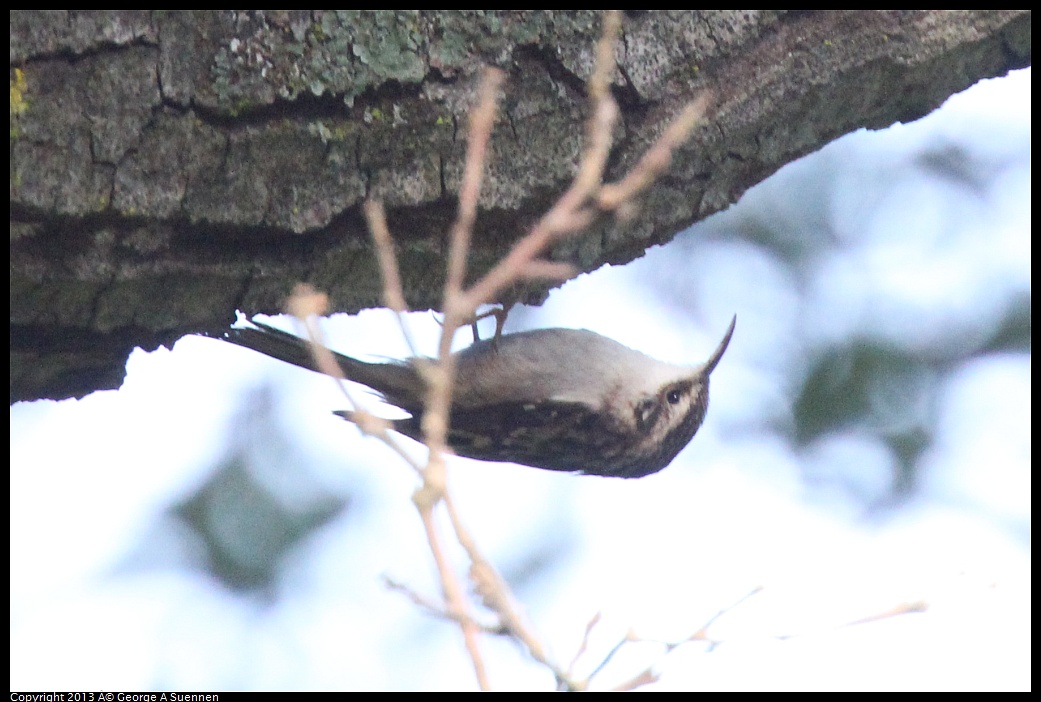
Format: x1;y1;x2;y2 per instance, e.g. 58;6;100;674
9;10;1031;401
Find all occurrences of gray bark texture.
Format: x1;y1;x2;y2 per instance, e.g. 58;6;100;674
10;10;1031;401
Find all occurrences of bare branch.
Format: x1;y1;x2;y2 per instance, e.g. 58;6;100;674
461;87;619;312
838;600;929;630
567;611;603;679
285;284;426;474
442;490;572;683
422;67;508;469
519;260;579;282
598;93;713;210
383;576;506;634
414;459;491;690
588;588;926;691
368;74;519;688
354;11;714;690
445;67;507;306
363;200;409;315
587;10;622;104
688;584;764;644
363;199;426;362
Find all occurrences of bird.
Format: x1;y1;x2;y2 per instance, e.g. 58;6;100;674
202;315;735;478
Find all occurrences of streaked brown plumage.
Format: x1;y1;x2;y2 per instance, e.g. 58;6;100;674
203;315;735;478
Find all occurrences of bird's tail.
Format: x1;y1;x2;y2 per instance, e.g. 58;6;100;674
200;321;422;409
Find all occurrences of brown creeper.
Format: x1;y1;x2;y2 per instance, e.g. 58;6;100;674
203;315;735;478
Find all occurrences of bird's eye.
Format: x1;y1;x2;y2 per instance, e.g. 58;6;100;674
666;389;682;405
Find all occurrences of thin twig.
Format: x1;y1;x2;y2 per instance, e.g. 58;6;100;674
461;78;619;313
587;10;622;104
519;260;579;281
596;590;927;691
611;668;660;692
363;200;409;316
582;587;763;689
365;148;502;689
424;68;507;467
598;93;713;211
415;480;492;690
363;200;423;361
568;611;603;678
689;584;764;644
832;600;929;632
584;630;631;685
446;68;506;301
285;284;426;474
383;575;511;635
353;9;716;691
442;489;571;683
